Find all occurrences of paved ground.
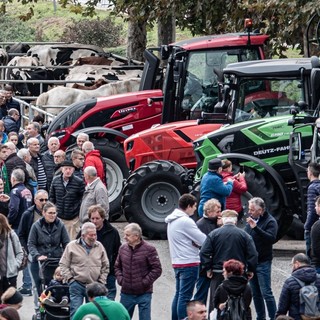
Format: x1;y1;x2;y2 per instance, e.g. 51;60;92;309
17;222;306;319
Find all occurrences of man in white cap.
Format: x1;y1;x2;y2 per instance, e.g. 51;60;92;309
200;209;258;313
198;158;233;217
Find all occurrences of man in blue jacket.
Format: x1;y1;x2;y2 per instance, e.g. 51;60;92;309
198;158;233;217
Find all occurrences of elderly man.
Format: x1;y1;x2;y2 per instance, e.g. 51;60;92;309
60;222;109;318
18;189;48;297
245;197;278;320
26;122;47;153
7;168;33;231
3;108;20;134
115;223;162;320
79;166;109;224
82;141;105;184
27;137;47;191
5;141;25;187
49;160;85;239
76;133;89;150
42;137;60;190
200;209;258;313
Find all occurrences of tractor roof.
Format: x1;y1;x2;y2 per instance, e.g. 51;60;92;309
173;33;269;50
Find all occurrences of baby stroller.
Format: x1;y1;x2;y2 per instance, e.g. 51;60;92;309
32;258;70;320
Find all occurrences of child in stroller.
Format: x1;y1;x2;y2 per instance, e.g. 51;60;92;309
45;267;69;305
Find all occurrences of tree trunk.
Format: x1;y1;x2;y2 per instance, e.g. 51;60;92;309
158;13;176;46
126;18;147;62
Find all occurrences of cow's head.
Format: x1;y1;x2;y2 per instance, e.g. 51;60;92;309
10;71;30;96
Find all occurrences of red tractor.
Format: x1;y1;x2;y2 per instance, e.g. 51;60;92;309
47;22;268;219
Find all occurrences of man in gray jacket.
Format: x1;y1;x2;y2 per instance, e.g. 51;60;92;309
79;166;109;224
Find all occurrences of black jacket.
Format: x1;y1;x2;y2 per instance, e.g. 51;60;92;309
311;220;320;267
27;217;70;262
214;275;252;319
41;151;55;190
3;115;19;133
200;224;258;273
18;205;42;251
49;173;85;220
5;153;26;187
96;220;121;275
196;216;219;235
244;211;278;263
276;266;320;320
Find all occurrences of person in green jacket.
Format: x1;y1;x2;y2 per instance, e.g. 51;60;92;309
73;282;130;320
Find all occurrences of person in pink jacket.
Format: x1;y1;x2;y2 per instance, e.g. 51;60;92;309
221;160;248;219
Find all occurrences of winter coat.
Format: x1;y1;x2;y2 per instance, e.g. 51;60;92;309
198;171;233;216
59;238;109;285
305;180;320;231
27;217;70;262
276;266;320;320
115;240;162;295
7;182;33;229
3;115;19;134
41;151;56;190
5;153;26;187
0;230;23;278
221;171;247;213
311;220;320;268
96;220;121;276
200;224;258;273
49;173;85;220
196;216;219;235
79;178;109;224
165;208;206;265
18;205;42;251
244;211;278;263
83;150;105;184
214;275;252;319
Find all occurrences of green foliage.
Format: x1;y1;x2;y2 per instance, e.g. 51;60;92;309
60;17;123;48
0;14;36;41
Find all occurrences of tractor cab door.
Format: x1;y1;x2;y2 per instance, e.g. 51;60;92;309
288;124;315;222
306;13;320;57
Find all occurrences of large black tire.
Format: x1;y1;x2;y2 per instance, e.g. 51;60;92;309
92;138;129;221
122;160;189;239
244;168;291;240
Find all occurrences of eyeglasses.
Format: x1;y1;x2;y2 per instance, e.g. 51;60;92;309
38;198;48;202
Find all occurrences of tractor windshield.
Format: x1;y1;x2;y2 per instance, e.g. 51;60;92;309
182;48;260;118
233;78;306;123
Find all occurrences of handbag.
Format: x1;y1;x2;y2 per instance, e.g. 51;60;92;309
92;300;109;320
10;233;28;271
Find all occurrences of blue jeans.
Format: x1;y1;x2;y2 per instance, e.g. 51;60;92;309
120;292;152;320
22;266;32;290
106;274;116;301
193;275;211;304
69;281;87;319
28;262;40;310
172;266;199;320
250;260;277;320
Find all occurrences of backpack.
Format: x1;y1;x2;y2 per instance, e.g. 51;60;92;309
221;294;247;320
292;276;320;320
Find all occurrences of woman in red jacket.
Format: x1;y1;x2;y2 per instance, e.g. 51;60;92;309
221;160;248;219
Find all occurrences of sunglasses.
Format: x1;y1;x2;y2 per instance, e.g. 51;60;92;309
38;198;48;202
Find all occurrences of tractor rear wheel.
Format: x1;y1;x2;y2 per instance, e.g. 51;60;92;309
93;138;129;221
122;160;189;239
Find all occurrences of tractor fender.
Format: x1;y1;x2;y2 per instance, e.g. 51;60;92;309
215;153;291;208
71;126;129;141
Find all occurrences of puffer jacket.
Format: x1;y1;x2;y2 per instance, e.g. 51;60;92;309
59;238;109;285
221;171;247;213
276;266;320;320
27;217;70;262
305;180;320;231
49;173;85;220
115;240;162;295
41;151;56;190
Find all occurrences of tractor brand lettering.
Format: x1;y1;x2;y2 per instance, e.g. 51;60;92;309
119;107;136;114
253;145;290;156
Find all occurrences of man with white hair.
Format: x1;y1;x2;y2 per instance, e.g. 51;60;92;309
26;122;47;153
60;221;109;319
77;133;89;150
79;166;109;224
42;136;60;190
200;209;258;313
82;141;106;185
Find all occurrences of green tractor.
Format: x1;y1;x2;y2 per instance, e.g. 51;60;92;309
193;57;320;239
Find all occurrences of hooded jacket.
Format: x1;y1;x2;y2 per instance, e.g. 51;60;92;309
165;208;206;265
83;150;105;184
277;266;320;320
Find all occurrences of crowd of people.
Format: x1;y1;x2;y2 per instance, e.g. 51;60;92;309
0;88;320;320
